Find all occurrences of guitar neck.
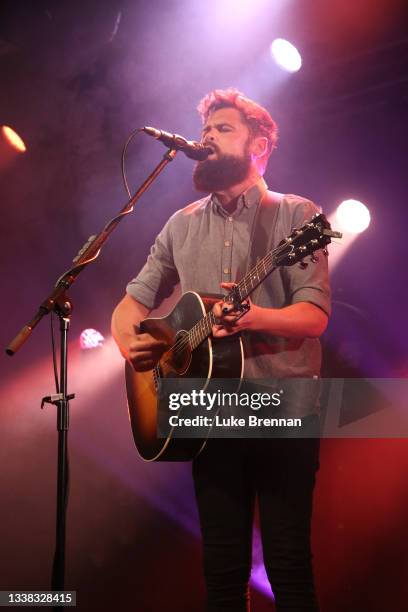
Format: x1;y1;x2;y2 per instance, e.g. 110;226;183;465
188;246;278;351
234;249;277;302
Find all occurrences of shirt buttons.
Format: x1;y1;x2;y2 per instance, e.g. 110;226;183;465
224;240;230;247
223;268;230;274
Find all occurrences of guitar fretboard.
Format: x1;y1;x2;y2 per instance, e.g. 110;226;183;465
187;244;283;351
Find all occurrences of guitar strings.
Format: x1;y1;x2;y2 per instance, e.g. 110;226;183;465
163;240;293;362
161;238;291;363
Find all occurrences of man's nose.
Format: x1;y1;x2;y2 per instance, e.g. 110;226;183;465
203;129;216;143
203;135;216;149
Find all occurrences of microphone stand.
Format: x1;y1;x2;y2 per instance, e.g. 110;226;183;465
5;147;178;604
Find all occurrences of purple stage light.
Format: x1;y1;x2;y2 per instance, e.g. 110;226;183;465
336;199;371;234
250;527;275;599
80;328;105;350
327;199;370;270
270;38;302;72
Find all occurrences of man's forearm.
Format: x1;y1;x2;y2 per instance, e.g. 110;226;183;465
249;302;328;338
213;282;329;339
111;294;150;358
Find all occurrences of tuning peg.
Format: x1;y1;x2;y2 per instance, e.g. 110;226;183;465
310;254;319;263
323;248;329;257
299;261;308;269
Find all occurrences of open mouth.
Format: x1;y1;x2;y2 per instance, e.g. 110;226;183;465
205;145;217;156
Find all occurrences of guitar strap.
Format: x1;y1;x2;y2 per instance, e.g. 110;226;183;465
246;189;283;306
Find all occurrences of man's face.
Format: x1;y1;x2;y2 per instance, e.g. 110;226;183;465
193;107;253;192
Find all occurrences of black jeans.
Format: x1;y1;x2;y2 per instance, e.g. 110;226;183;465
192;433;320;611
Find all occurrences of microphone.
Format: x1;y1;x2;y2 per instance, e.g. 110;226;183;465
142;126;212;161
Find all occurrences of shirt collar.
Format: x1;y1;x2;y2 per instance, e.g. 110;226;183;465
211;177;268;214
242;177;268;208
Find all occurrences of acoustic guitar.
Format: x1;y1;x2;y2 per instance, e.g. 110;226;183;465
125;213;340;461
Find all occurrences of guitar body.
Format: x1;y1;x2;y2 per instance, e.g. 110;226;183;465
125;291;244;461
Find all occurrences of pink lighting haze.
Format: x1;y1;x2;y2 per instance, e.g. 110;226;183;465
336;199;371;234
214;0;275;28
80;328;105;349
270;39;302;72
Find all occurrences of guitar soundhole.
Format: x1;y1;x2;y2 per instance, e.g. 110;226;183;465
166;330;192;375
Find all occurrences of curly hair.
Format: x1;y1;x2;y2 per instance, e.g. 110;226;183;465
197;88;278;162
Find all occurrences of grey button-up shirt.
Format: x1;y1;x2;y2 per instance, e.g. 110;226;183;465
127;179;331;399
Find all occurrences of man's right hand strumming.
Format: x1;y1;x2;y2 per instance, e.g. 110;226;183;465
111;294;167;371
126;333;168;372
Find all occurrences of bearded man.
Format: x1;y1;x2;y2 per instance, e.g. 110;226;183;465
112;89;330;611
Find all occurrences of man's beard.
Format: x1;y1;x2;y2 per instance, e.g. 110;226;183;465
193;147;252;193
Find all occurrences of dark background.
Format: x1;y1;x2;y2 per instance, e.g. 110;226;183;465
1;1;407;610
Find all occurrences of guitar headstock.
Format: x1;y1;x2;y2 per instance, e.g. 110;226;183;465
275;214;342;267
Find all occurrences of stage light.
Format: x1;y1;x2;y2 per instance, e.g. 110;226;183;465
270;38;302;72
79;328;105;350
1;125;27;152
335;199;371;234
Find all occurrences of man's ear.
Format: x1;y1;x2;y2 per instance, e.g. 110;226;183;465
251;136;269;161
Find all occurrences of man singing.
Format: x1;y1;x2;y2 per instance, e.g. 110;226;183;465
112;89;330;611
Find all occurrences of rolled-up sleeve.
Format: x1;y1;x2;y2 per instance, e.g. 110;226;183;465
281;196;331;316
126;216;179;310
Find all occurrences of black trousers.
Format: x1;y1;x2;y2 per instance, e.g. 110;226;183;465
192;432;320;612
